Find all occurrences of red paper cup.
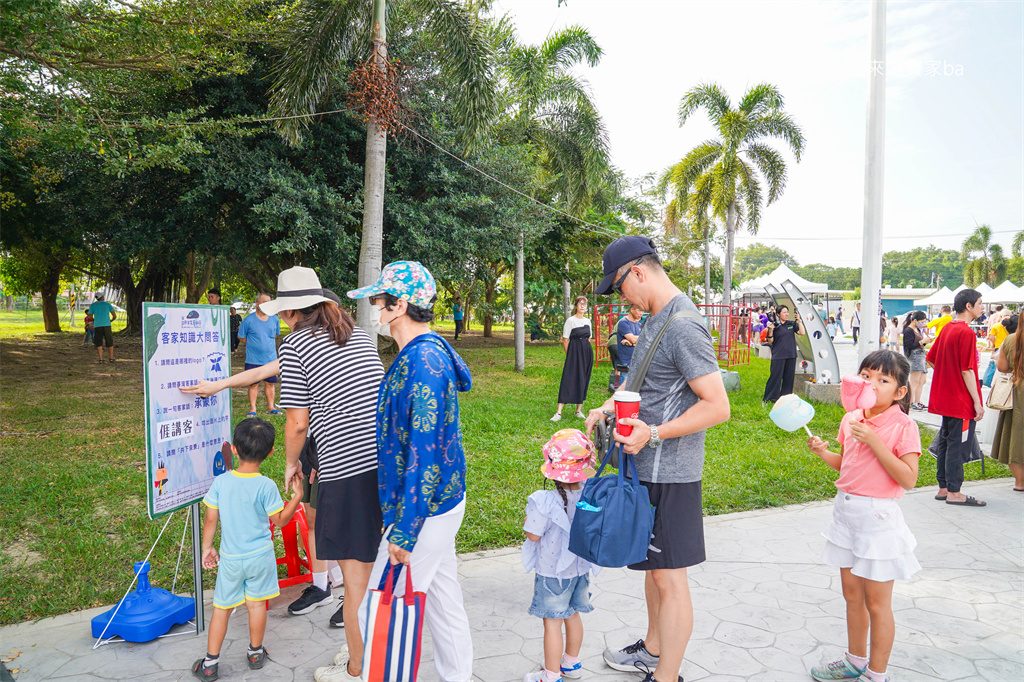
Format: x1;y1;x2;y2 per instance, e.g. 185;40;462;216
613;390;641;437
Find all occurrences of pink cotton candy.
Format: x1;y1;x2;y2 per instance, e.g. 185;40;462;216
841;375;877;412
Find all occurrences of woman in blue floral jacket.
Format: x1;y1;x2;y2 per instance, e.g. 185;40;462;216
348;261;475;682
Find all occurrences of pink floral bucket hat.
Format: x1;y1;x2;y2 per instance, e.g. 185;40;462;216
541;429;597;484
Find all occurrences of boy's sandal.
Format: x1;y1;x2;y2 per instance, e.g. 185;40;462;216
247;647;269;670
268;409;284;415
946;496;986;507
245;411;257;417
192;659;219;680
934;494;947;500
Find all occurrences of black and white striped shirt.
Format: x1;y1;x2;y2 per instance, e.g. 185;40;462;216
278;326;384;482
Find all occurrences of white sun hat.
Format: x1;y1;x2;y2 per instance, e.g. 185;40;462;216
259;266;332;316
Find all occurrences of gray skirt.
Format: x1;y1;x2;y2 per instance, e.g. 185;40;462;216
909;348;927;373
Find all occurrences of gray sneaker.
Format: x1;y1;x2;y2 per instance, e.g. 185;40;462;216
603;639;658;672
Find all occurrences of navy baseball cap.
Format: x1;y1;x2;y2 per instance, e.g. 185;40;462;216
595;236;659;295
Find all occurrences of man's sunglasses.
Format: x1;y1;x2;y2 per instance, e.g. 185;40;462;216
611;258;643;295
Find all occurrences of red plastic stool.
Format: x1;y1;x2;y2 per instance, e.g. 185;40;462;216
268;505;313;608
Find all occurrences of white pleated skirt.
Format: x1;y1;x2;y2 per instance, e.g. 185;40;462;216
821;491;921;582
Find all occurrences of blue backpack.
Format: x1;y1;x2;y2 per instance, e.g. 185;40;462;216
568;442;655;568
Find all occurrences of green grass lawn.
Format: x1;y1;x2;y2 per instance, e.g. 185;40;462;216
0;325;1009;624
0;308;128;338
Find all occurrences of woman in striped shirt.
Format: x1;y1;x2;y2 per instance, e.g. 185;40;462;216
262;267;385;681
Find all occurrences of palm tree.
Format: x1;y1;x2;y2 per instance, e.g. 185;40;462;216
493;24;609;370
662;83;804;307
269;0;495;335
662;198;716;308
961;224;1005;286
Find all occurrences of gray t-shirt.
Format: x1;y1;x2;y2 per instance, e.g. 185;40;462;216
624;293;720;483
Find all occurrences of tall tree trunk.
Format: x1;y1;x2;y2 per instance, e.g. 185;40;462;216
515;238;525;372
703;227;712;309
4;295;13;313
724;201;737;309
355;0;388;340
483;278;496;338
562;278;571;318
183;252;215;304
40;259;64;333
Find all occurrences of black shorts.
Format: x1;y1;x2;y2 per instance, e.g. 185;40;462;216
93;326;114;347
244;362;278;384
313;469;383;563
628;480;706;571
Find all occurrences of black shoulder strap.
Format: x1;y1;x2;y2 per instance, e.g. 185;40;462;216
628;310;703;391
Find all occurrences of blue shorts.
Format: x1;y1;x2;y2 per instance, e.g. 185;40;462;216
212;550;279;609
245;362;278;384
528;574;594;620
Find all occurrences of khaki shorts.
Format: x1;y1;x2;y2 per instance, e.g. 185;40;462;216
302;474;319;509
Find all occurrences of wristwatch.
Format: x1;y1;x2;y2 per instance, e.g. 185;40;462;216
648;424;661;449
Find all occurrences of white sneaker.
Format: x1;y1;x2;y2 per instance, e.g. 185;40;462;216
524;671;561;682
574;411;585;419
550;413;562;422
315;662;360;682
333;645;349;666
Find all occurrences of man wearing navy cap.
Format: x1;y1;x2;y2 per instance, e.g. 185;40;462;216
586;236;731;682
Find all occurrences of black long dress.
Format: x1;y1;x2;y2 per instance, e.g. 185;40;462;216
558;323;594;404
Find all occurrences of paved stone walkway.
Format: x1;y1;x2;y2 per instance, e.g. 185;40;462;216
3;479;1020;682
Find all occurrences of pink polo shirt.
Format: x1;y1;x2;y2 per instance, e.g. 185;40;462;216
835;404;921;499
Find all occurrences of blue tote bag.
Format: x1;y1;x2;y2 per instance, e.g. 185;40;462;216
568;442;655;568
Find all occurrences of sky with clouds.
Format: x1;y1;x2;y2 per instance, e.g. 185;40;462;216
491;0;1023;270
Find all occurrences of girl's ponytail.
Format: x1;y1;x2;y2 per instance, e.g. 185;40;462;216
554;480;569;514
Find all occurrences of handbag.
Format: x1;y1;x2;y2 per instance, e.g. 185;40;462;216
987;372;1014;411
568;442;655;568
361;564;426;682
608;309;703;469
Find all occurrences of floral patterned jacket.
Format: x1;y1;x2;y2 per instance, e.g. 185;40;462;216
377;331;472;550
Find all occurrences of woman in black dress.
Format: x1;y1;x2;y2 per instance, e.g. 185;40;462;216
552;295;594;421
763;304;805;403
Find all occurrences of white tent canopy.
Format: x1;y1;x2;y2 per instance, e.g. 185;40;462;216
738;264;828;296
989;280;1023;303
913;286;952;307
975;282;995;297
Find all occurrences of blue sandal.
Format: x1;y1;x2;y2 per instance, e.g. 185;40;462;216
245;411;257;417
268;409;283;415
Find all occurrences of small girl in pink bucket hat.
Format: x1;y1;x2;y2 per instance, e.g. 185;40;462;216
522;429;601;682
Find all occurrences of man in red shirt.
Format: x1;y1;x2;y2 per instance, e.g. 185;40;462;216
926;288;986;507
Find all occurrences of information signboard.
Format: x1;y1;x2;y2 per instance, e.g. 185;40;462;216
142;303;232;519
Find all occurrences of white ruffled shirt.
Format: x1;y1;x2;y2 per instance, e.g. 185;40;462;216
522;489;599;579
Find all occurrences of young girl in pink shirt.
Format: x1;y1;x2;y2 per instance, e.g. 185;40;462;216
807;350;922;682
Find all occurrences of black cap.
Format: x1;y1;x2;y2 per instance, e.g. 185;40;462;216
595;236;658;295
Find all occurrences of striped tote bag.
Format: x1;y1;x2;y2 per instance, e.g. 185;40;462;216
361;564;426;682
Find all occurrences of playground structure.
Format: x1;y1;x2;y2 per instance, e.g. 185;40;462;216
765;280;840;384
593;302;750;370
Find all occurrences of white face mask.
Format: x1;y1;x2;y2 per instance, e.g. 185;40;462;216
369;303;392;338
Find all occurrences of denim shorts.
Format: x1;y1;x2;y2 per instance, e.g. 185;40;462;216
528;574;594;619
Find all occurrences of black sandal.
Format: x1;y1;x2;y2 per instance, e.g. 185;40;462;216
946;496;986;507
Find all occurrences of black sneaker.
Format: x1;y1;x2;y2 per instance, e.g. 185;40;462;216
329;597;346;628
287;584;334;615
247;646;268;670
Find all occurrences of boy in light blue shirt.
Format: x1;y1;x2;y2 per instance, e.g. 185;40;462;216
192;418;301;680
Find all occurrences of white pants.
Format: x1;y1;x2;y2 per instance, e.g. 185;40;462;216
359;500;473;682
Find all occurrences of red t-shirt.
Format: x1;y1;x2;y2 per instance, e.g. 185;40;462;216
926;320;979;420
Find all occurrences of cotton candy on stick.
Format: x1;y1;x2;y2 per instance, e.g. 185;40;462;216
840;375;877;412
769;394;816;437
